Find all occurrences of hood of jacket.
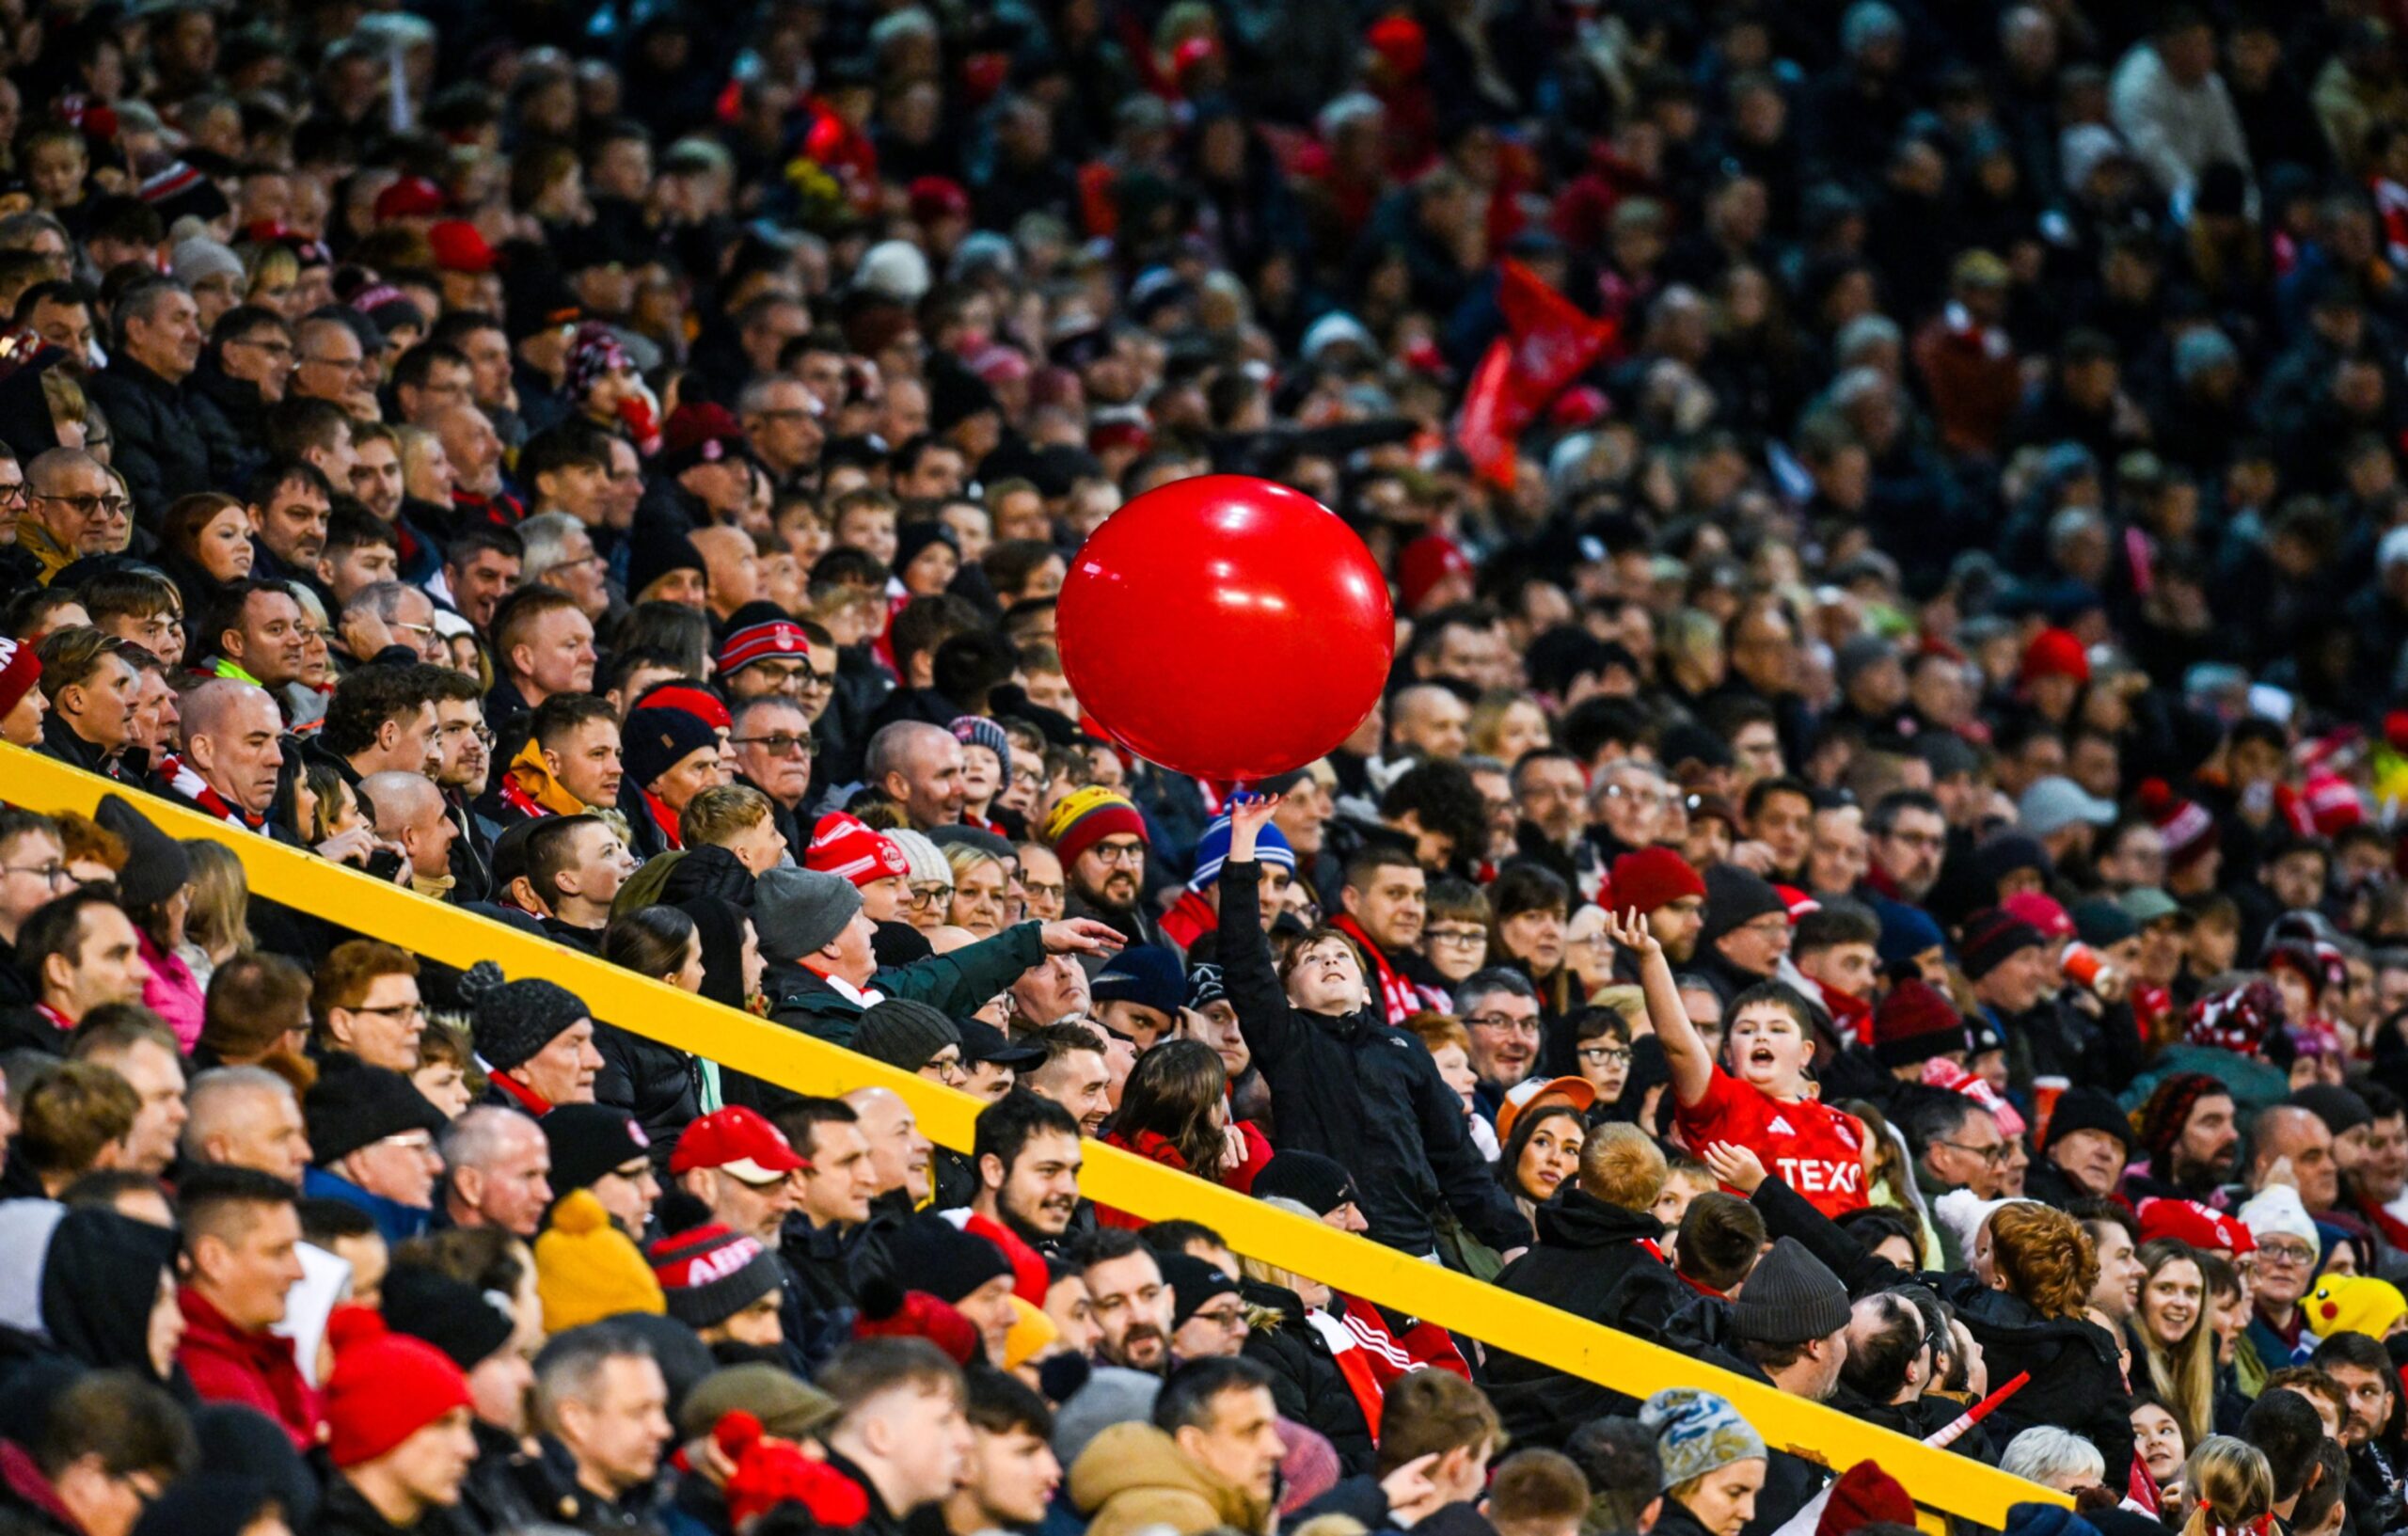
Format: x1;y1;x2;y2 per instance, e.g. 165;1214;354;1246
1069;1420;1267;1533
1534;1187;1665;1249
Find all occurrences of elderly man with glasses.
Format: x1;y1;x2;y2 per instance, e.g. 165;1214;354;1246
15;447;129;582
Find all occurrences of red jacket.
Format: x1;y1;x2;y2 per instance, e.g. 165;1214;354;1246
176;1288;323;1449
1094;1124;1272;1228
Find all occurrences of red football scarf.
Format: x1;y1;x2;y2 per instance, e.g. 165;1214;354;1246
159;755;265;831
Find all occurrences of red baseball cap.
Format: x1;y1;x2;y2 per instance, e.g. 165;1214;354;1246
670;1107;808;1183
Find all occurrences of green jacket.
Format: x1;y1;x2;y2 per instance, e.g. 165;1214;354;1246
768;922;1049;1050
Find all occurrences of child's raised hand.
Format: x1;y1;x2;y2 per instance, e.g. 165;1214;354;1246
1228;791;1283;860
1603;908;1663;958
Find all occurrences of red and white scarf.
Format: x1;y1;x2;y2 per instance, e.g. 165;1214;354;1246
157;755;266;832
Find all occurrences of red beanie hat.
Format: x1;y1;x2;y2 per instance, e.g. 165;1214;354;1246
1398;533;1473;614
1607;847;1706;914
806;812;910;888
2135;1196;2254;1256
2020;627;2089;686
2002;891;2073;942
717;1413;873;1529
2136;778;2219;870
324;1306;472;1468
1816;1461;1916;1536
1870;978;1969;1069
0;637;40;722
853;1281;979;1366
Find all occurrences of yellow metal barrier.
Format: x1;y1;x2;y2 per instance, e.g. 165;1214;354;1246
0;743;2062;1527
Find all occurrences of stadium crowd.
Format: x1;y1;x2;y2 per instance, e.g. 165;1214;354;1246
12;0;2408;1532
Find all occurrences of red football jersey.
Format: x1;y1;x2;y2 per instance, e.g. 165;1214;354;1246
1678;1066;1872;1217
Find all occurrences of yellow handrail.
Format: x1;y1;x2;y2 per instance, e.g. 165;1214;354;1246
0;742;2061;1527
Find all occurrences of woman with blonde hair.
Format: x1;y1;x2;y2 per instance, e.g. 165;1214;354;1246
1942;1201;2136;1487
2131;1239;2218;1449
945;842;1011;938
178;838;252;985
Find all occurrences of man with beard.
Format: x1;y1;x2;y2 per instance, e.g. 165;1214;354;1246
2129;1072;2241;1201
1078;1227;1175;1374
2310;1326;2408;1528
1044;786;1160;950
1512;747;1599;894
423;669;497;899
1862;791;1948;927
965;1089;1085;1258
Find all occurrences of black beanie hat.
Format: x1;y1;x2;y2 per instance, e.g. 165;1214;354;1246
880;1213;1012;1306
1730;1237;1850;1346
1156;1251;1241;1329
93;795;190;911
1958;909;2045;980
646;1226;786;1330
855;998;961;1073
543;1103;654;1194
1250;1152;1361;1217
380;1261;515;1370
2042;1086;2136;1157
305;1059;446;1167
622;705;721;790
2291;1084;2375;1140
626;515;708;601
468;974;591;1071
1698;864;1788;950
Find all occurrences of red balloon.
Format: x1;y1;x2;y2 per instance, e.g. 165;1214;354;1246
1057;475;1395;782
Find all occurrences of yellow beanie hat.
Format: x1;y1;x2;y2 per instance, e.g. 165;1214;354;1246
2308;1275;2408;1342
537;1189;667;1333
1001;1294;1058;1371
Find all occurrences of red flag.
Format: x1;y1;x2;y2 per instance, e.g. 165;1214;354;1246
1453;260;1615;488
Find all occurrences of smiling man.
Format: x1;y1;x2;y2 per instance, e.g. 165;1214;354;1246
967;1089;1085;1256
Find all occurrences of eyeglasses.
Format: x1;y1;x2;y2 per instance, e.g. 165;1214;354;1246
1187;1304;1248;1331
1425;926;1487;949
908;884;955;911
0;482;25;507
1087;840;1145;866
733;732;814;756
347;1000;425;1024
0;860;71;885
34;490;130;521
1023;880;1065;904
1936;1140;2010;1165
1465;1011;1542;1036
1577;1045;1632;1067
2258;1242;2317;1267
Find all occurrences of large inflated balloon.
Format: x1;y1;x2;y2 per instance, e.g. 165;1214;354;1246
1057;475;1394;782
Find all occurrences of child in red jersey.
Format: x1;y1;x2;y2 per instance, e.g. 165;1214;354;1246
1606;909;1873;1217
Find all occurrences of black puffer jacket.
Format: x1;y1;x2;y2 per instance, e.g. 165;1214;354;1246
593;1021;701;1164
1485;1189;1685;1447
84;356;213;527
1239;1278;1374;1473
1220;859;1528;1257
1938;1273;2134;1488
